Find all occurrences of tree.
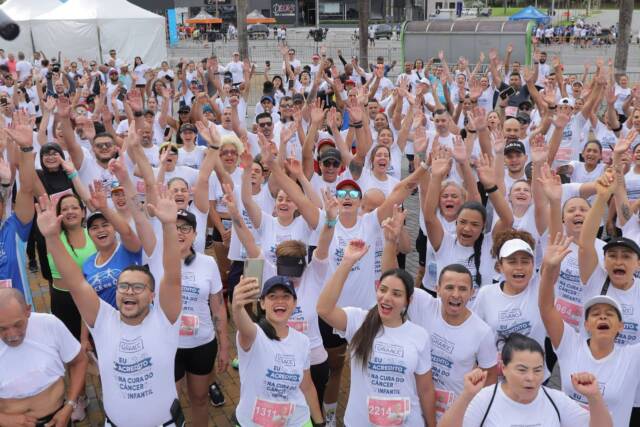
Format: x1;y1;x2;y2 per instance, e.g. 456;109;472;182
236;0;249;60
358;0;368;67
614;0;634;74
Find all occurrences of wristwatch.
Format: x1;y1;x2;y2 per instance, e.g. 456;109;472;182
133;111;143;117
20;146;34;153
65;400;78;410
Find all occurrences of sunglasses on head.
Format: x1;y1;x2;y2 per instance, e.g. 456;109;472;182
322;159;340;168
336;189;361;199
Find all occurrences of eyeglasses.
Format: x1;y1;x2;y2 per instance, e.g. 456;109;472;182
336;189;361;199
280;103;293;109
322;159;340;168
116;282;149;294
95;142;114;150
221;150;238;157
176;224;194;233
258;122;272;128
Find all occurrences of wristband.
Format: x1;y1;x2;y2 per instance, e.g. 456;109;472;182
65;400;78;410
548;105;557;110
419;161;429;171
325;218;337;228
133;111;143;117
208;145;220;150
19;146;34;153
1;182;11;187
467;129;477;133
67;171;78;180
485;185;499;194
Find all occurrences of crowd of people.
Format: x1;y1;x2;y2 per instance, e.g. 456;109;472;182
1;36;640;427
533;21;618;47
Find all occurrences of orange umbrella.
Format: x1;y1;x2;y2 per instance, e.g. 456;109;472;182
246;16;276;24
186;16;222;24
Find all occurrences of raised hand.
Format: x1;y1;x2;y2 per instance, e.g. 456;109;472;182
147;186;178;224
284;157;303;178
462;368;487;398
346;99;364;123
529;134;548;163
322;188;339;220
595;168;617;199
452;135;467;163
280;122;297;145
552;112;570;129
467;106;487;131
221;183;240;218
0;158;11;182
571;372;602;400
35;195;63;238
342;239;369;263
542;233;573;269
492;129;506;154
42;96;56;113
475;153;497;188
5;110;34;148
382;204;406;243
430;146;452;177
614;130;637;156
310;98;325;125
127;89;143;113
89;180;108;211
232;277;261;309
538;163;562;202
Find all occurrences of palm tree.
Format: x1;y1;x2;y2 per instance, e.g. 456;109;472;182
235;0;248;59
358;0;368;67
614;0;633;74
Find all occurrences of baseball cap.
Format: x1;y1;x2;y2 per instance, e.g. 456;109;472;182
317;138;336;151
583;295;622;320
418;77;431;85
603;237;640;258
518;100;533;109
499;238;534;259
559;97;575;108
180;123;197;133
344;79;356;87
276;256;307;278
87;211;107;228
336;179;362;194
177;209;197;228
260;95;275;104
292;93;305;104
516;112;531;125
572;80;584;87
320;148;342;163
108;68;118;75
202;104;213;114
159;142;178;153
110;180;124;193
504;141;526;155
260;275;297;299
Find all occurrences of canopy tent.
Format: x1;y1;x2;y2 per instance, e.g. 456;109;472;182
508;6;551;25
246;10;276;24
185;11;222;25
0;0;61;54
31;0;167;67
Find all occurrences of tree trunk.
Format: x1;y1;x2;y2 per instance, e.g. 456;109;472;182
358;0;369;68
236;0;249;60
614;0;634;74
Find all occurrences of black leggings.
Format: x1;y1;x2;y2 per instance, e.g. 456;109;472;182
630;407;640;426
50;285;82;340
310;360;330;406
27;219;52;282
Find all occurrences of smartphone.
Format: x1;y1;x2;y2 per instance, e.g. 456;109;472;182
243;258;264;290
117;87;126;101
265;60;271;67
500;86;516;99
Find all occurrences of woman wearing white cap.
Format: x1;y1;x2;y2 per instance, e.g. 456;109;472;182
472;230;548;371
540;233;640;427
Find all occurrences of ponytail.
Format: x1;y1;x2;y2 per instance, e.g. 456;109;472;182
469;233;484;289
349;307;383;371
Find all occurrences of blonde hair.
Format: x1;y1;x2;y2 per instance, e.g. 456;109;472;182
275;240;307;258
220;134;245;155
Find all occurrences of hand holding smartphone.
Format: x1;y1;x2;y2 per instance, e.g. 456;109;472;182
243;258;265;290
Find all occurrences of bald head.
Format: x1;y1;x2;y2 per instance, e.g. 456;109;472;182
0;288;31;347
0;288;27;310
362;189;386;213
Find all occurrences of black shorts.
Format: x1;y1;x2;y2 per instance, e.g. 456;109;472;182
175;338;218;380
319;317;346;349
416;229;427;267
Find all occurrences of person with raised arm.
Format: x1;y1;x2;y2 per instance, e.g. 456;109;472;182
37;187;184;427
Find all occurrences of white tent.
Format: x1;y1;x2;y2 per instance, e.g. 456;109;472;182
31;0;167;66
0;0;61;55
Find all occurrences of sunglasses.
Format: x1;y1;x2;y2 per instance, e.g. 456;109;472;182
258;122;272;128
322;159;340;168
520;105;531;111
116;282;149;294
280;103;293;108
95;142;114;150
176;224;194;233
336;189;361;199
221;150;238;157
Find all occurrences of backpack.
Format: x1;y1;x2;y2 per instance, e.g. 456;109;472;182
479;382;560;426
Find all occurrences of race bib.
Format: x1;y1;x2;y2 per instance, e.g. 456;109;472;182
49;189;73;207
287;320;308;333
179;314;199;336
222;219;232;230
555;298;582;329
0;279;12;288
136;180;146;195
252;398;294;427
555;147;573;162
435;389;455;416
367;397;411;426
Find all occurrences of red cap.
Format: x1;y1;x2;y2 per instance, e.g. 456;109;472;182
317;138;335;150
336;179;362;194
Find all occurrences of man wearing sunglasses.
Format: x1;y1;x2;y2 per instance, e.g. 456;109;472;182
38;193;184;427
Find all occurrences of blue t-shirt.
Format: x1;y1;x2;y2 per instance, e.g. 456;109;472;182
0;213;32;298
82;243;142;307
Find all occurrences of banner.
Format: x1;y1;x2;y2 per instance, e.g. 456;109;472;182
272;0;297;24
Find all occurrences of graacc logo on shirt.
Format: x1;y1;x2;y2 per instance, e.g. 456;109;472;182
374;342;404;358
119;336;144;353
431;333;455;355
275;353;296;367
498;308;522;322
621;303;634;316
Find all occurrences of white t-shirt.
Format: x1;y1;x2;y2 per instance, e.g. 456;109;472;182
15;60;32;82
228;184;274;261
177;145;206;169
338;307;432;427
78;154;118;201
569;161;606;185
463;383;589;427
625;168;640;201
328;210;383;309
473;277;548;371
0;313;80;399
258;214;314;266
408;290;496;419
556;324;640;427
614;84;631;115
178;253;223;348
89;300;179;426
357;171;400;198
235;327;311;426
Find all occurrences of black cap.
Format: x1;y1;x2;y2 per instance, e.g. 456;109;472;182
603;237;640;258
86;211;107;228
179;123;197;133
177;209;197;228
516;112;531;125
178;105;191;114
504;141;526;155
518;100;533;109
260;275;297;299
292;93;305;104
40;142;65;159
276;255;307;278
319;148;342;163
